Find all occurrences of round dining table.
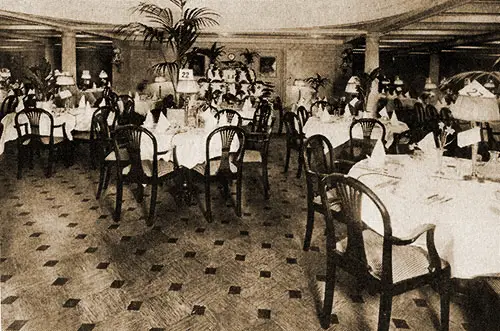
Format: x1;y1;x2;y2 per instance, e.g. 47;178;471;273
348;154;500;279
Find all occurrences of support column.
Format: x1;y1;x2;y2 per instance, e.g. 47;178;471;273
61;30;76;78
364;33;381;117
429;52;440;84
44;42;54;69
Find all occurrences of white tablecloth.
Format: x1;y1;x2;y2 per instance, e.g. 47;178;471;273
303;117;408;149
0;111;76;155
348;155;500;278
134;99;156;116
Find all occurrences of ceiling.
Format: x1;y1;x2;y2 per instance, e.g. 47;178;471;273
0;0;498;56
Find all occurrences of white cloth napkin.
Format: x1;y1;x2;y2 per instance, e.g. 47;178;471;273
344;104;351;116
128;91;133;97
117;99;124;113
228;83;237;96
417;132;436;154
27;89;36;95
86;101;92;111
368;139;386;168
144;111;171;132
7;90;14;96
134;92;140;102
404;92;410;98
92;83;97;89
16;98;24;112
78;95;86;109
99;98;106;107
242;98;252;112
349;97;358;107
202;109;217;132
390;111;400;125
379;107;389;119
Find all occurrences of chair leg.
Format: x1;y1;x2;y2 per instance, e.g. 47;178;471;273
46;146;54;178
296;148;303;178
96;164;107;199
236;176;242;217
377;293;393;331
205;178;212;222
17;146;23;179
303;204;314;251
147;182;157;226
321;232;336;329
440;273;451;331
103;166;112;191
262;160;269;199
114;175;123;222
284;143;291;173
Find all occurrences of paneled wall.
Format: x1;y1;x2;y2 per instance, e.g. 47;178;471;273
112;38;346;106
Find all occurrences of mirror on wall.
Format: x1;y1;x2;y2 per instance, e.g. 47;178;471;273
259;56;277;77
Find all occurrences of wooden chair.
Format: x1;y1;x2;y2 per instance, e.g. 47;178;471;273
297;105;311;127
249;99;273;133
302;134;354;251
317;173;451;330
214;109;243;126
0;95;18;121
243;117;275;199
347;118;386;162
283;111;305;178
14;108;70;178
117;94;137;125
113;125;178;225
193;126;246;222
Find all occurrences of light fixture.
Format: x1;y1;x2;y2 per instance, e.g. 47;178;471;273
345;76;360;94
424;77;437;90
56;73;75;86
81;70;91;80
393;76;404;86
0;68;11;79
484;79;496;91
451;80;500;178
177;69;199;126
99;70;108;79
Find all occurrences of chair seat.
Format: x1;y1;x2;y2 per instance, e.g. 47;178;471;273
193;159;238;176
313;189;342;212
72;130;91;140
337;229;449;283
22;136;66;145
243;150;262;163
105;148;129;162
122;159;175;178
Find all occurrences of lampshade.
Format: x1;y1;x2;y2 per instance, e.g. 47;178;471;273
345;75;360;93
177;79;199;94
294;79;306;87
0;68;11;79
53;69;62;77
393;76;404;86
154;76;166;83
56;73;75;86
424;77;437;90
99;70;108;79
484;79;496;91
451;80;500;122
81;70;91;80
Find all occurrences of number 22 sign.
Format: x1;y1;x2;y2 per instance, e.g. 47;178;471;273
179;69;194;81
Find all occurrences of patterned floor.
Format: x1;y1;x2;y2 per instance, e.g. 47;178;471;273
0;136;497;331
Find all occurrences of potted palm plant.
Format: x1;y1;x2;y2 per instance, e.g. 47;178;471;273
117;0;219;95
305;73;329;99
198;42;225;65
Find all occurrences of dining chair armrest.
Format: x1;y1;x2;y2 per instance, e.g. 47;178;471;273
54;122;68;139
14;123;28;135
390;223;435;246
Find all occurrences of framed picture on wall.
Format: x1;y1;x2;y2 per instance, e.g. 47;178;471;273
189;54;205;77
259;56;277;77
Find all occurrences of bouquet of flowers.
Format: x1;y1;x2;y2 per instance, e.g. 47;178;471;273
437;121;455;152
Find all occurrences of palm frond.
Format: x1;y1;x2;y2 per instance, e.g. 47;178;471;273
132;3;174;27
240;49;259;65
440;70;500;91
151;61;178;76
182;7;220;29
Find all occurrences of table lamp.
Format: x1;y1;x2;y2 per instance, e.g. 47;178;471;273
451;80;500;178
56;73;75;110
424;77;437;91
345;76;360;94
484;79;496;92
81;70;91;90
177;69;199;126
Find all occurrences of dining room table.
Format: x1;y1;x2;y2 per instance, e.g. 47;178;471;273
347;153;500;279
302;115;409;149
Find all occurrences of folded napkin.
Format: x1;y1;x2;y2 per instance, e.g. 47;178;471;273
379;107;389;119
368;139;386;168
144;111;171;132
417;132;437;154
27;89;36;95
117;99;124;113
202;109;217;132
390;111;400;126
16;98;24;112
322;97;328;102
99;98;106;107
92;83;97;89
404;92;410;98
349;97;358;107
228;83;237;96
78;95;86;109
86;101;92;111
7;89;14;96
344;103;351;116
128;91;133;97
134;92;140;101
242;98;252;112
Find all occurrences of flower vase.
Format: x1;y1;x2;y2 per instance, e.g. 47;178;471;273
435;148;445;175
